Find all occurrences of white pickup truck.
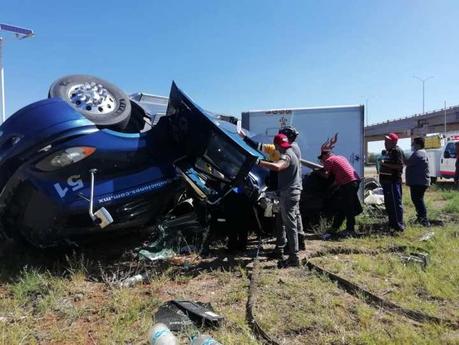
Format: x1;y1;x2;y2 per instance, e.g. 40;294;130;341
426;134;459;183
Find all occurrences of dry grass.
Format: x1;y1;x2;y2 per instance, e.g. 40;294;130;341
0;184;458;344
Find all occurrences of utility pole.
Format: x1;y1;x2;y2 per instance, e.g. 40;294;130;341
0;24;34;124
444;100;447;136
413;75;434;114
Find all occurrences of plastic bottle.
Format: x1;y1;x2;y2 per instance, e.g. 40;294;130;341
191;334;222;345
149;323;179;345
119;273;147;288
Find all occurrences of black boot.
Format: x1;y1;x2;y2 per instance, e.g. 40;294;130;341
277;254;300;268
298;234;306;250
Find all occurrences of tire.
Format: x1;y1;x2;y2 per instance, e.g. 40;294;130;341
48;74;131;129
430;177;437;184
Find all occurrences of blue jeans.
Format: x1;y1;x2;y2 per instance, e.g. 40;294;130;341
410;185;428;221
381;181;404;230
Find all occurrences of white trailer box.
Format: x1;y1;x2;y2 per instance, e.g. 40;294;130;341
241;105;364;178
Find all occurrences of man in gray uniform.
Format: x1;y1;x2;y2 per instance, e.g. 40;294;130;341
279;126;305;250
258;133;302;267
238;126;305;253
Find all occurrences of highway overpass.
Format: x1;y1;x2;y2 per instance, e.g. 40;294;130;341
364;105;459;155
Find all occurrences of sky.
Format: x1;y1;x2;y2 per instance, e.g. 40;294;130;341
2;0;459;152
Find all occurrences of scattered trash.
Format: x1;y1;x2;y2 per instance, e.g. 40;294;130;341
149;323;179;345
419;231;435;241
136;206;209;263
364;188;384;205
399;252;429;270
155;302;195;332
154;300;224;332
191;334;223;345
139;249;176;262
172;300;224;328
119;273;149;288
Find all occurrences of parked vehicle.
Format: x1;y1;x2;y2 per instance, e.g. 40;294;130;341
425;134;459;183
0;75;264;247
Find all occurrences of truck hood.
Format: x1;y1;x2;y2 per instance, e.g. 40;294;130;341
0;98;96;187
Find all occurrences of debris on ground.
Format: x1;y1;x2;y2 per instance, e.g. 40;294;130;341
364;187;385;206
139;248;176;262
155;301;196;331
398;252;429;270
191;334;223;345
419;231;435;241
119;272;150;288
154;300;223;334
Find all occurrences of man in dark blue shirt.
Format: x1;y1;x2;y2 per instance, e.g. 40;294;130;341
406;137;430;227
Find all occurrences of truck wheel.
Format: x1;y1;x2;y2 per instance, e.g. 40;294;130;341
48;75;131;129
430;177;437;184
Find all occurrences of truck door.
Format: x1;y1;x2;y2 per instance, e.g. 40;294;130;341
440;142;457;178
166;82;264;205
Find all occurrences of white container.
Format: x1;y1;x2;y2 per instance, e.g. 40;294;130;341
149;323;178;345
191;334;222;345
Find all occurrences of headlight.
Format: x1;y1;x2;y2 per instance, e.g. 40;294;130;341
36;147;96;171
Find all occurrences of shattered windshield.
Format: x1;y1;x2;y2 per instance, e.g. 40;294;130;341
203;132;246;180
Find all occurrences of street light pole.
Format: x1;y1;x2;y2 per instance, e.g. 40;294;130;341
413;75;434;114
0;24;34;124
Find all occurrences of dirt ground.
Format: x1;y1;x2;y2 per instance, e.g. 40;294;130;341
0;183;458;344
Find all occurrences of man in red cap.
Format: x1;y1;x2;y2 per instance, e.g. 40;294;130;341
379;132;405;232
257;133;302;267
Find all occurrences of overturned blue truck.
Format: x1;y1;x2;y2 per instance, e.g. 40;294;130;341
0;75;342;248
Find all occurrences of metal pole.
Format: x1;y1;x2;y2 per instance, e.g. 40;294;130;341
444;100;447;136
0;37;5;124
413;75;433;115
422;80;425;114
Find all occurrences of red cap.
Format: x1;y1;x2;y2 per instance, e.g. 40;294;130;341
273;133;291;149
385;132;399;142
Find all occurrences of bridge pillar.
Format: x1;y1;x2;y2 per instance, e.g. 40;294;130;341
364;138;368;163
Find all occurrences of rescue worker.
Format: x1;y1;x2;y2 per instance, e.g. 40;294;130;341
257;133;302;267
278;127;305;249
406;137;430;227
238;126;305;253
318;136;362;240
379;132;405;232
